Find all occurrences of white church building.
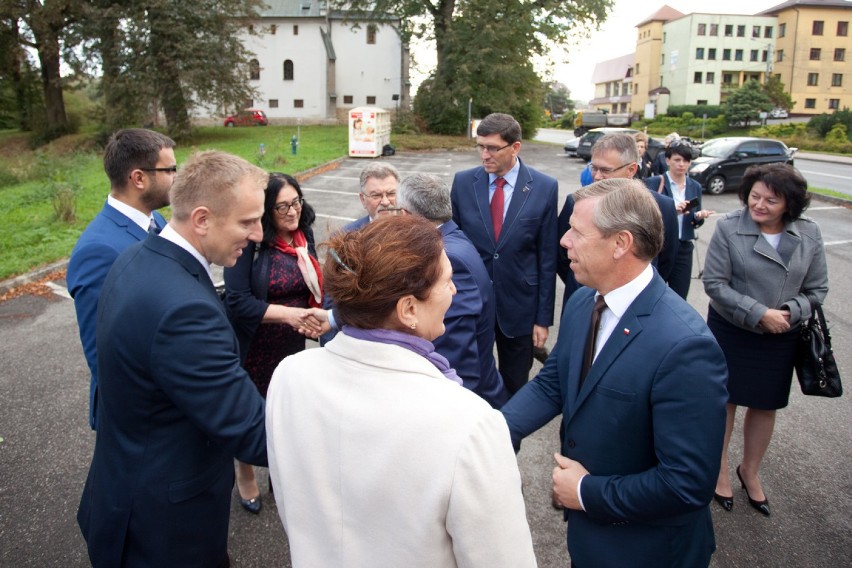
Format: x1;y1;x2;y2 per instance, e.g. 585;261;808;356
207;0;410;124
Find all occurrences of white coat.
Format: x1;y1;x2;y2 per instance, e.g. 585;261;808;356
266;332;537;568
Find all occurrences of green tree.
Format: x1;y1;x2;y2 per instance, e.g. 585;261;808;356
79;0;264;140
336;0;612;135
762;75;794;111
546;82;573;118
1;0;83;140
725;80;772;128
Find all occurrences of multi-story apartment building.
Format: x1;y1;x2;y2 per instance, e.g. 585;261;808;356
763;0;852;115
589;53;635;114
610;1;852;117
659;13;778;106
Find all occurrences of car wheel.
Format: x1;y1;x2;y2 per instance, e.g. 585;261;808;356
706;175;726;195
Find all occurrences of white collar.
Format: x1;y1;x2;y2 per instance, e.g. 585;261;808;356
158;224;215;284
599;264;654;320
107;195;152;232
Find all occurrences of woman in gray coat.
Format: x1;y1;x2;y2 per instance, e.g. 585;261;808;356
703;163;828;517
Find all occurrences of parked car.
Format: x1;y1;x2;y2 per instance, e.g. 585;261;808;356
576;127;665;161
769;107;789;119
564;137;580;157
688;137;796;195
224;108;269;127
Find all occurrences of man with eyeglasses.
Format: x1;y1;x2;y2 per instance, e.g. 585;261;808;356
317;162;401;345
451;113;559;397
557;132;679;305
67;128;176;430
348;162;401;231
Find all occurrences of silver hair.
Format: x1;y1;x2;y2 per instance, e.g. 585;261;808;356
591;133;640;165
573;178;663;261
396;173;452;222
359;162;400;192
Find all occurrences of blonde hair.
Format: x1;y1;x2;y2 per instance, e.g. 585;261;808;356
169;151;267;221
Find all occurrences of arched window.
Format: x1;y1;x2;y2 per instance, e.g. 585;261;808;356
249;59;260;81
283;60;294;81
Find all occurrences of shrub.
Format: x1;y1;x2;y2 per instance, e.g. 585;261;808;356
667;105;725;118
808;108;852;140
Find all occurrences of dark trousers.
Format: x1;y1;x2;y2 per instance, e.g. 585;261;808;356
667;239;694;300
495;326;533;396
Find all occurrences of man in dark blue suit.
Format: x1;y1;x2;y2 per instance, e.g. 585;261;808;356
502;178;727;567
396;173;509;408
451;113;558;395
557;132;679;305
67;128;176;430
77;151;270;568
319;162;400;345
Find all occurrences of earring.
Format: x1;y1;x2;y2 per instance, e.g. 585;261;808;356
410;322;417;330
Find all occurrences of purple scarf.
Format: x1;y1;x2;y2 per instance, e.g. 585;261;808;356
342;326;462;385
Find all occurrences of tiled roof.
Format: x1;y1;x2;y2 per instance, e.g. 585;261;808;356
636;5;686;27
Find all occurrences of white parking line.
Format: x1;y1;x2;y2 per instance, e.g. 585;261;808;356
824;240;852;246
46;281;72;300
800;169;851;180
301;187;357;196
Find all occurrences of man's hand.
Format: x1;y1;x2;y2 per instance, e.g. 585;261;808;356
532;324;549;348
552;453;589;511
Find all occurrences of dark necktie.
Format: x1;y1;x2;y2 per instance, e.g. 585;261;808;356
147;217;158;234
491;177;506;240
580;295;608;386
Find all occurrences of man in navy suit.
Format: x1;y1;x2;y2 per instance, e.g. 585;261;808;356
345;161;400;231
502;178;727;567
77;151;269;568
396;173;509;408
558;133;679;304
319;162;400;345
67;128;175;430
451;113;558;395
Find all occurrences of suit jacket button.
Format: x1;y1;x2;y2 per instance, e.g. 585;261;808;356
566;439;576;448
493;253;499;259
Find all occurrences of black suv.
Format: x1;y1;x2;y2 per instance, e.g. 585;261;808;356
688;137;796;195
576;127;666;161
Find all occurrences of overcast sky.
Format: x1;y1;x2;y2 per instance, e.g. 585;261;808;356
551;0;785;101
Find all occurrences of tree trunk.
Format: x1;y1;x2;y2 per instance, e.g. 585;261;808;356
35;25;69;135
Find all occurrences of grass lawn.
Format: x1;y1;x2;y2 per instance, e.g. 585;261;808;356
0;126;470;281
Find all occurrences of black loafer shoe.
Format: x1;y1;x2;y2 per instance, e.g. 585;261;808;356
240;495;262;514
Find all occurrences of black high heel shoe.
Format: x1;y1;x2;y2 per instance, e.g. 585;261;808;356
736;465;770;517
713;492;734;512
240;494;262;514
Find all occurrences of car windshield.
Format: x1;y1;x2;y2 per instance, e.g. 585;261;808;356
700;139;741;158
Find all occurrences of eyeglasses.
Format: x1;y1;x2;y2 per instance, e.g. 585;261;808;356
273;198;304;215
140;166;178;174
589;162;633;176
362;191;396;201
474;143;512;155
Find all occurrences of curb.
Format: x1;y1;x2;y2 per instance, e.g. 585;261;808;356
796;152;852;166
0;158;351;297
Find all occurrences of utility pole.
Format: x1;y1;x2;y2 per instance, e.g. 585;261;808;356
765;43;774;84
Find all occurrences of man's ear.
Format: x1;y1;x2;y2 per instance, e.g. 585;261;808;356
189;206;211;237
128;169;147;190
612;230;635;260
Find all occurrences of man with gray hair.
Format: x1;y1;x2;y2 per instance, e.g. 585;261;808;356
557;132;678;303
396;173;509;408
348;162;401;230
503;178;727;568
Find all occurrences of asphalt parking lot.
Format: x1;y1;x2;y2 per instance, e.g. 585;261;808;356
0;141;850;566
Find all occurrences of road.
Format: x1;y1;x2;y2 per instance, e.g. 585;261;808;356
0;142;850;567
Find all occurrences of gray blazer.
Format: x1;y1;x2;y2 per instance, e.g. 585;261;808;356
703;207;828;332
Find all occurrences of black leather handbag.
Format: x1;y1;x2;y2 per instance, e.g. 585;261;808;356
795;304;842;398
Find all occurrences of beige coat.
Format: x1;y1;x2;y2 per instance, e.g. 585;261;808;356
266;333;536;568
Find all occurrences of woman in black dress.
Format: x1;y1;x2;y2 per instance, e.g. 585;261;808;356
702;164;828;517
224;172;323;514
